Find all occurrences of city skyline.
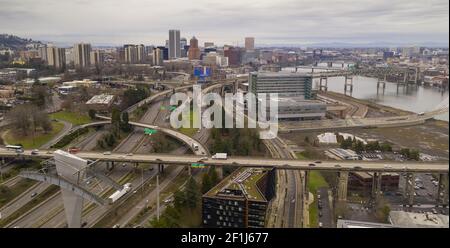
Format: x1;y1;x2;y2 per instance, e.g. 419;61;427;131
0;0;448;47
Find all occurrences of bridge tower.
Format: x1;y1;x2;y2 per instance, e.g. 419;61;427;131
377;74;387;95
319;76;328;92
344;75;353;96
437;173;449;207
403;173;415;207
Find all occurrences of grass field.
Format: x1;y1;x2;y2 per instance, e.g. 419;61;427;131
178;111;199;137
308;171;329;228
3;122;65;149
50;111;91;125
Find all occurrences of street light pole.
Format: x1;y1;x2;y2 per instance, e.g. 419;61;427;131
141;167;144;198
157;174;160;221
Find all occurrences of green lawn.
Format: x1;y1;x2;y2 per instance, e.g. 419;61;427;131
296;148;328;227
307;171;329;228
3;122;65;149
50;111;91;125
308;171;329;193
296;152;308;160
178;111;198;137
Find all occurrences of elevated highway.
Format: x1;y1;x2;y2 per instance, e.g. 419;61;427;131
0;149;447;174
280;107;449;132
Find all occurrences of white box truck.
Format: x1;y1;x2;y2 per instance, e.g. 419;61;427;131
212;153;227;160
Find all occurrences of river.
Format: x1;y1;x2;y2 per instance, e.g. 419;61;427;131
282;67;449;121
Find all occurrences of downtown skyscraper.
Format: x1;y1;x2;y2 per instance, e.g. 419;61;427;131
168;29;181;59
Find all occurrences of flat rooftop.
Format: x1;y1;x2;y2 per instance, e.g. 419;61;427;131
86;94;115;105
205;167;270;202
390;211;449;228
251;71;311;77
337;219;394;228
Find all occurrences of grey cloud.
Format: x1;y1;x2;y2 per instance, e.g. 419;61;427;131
0;0;447;46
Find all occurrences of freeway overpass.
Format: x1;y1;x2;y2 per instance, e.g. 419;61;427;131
0;149;447;174
280;106;449;132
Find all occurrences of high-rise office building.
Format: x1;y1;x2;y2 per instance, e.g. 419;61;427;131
73;43;91;68
157;46;169;60
204;42;214;47
90;50;104;66
47;46;66;69
168;29;181;59
124;44;138;63
249;72;313;99
188;36;201;60
38;45;48;62
123;44;146;63
180;38;187;57
245;37;255;51
202;167;276;228
152;47;164;66
224;46;241;66
137;44;146;62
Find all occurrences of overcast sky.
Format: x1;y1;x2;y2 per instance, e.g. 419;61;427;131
1;0;448;47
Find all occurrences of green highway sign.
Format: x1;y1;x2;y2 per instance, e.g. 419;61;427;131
144;128;157;135
169;106;177;111
191;163;206;168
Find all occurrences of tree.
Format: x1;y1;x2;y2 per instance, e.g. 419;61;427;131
120;112;131;132
380;143;392;152
173;190;186;210
88;109;97;120
201;172;212;194
7;104;34;135
208;166;219;185
409;150;420;161
185;177;199;209
111;108;121;129
400;148;410;159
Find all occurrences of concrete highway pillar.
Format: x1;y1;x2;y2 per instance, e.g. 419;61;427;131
54;150;88;228
337;171;349;202
437;173;449;207
371;172;383;202
158;164;164;174
188;165;192;176
404;173;415;206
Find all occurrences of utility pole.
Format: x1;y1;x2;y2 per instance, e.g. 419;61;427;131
156;174;160;221
141;167;144;198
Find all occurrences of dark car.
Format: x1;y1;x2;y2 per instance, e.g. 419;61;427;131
308;163;316;167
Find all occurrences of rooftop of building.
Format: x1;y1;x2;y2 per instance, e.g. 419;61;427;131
389;211;449;228
251;71;311;77
269;97;325;106
204;167;270;202
337;219;394;228
86;94;115;105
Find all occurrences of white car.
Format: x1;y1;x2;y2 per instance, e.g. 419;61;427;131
103;151;111;155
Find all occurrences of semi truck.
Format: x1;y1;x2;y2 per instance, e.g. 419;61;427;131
108;183;132;204
192;143;199;151
212;153;227;160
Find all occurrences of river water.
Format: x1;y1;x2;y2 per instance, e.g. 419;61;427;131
282;67;449;121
